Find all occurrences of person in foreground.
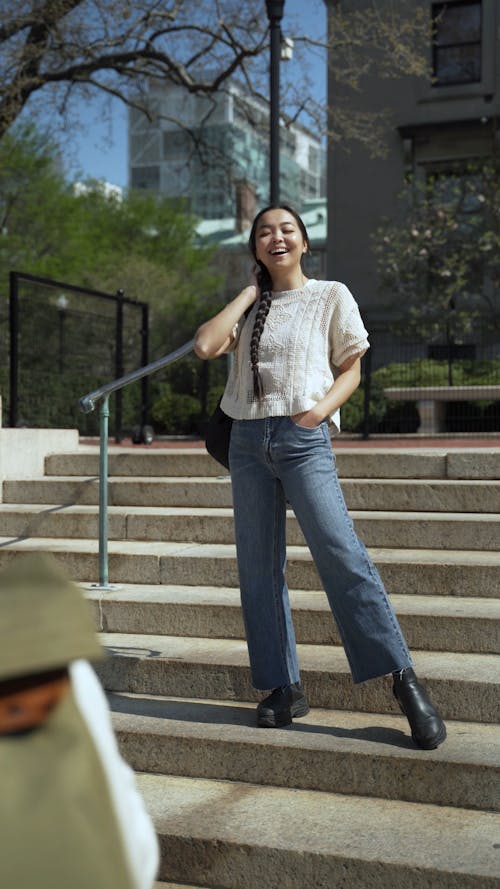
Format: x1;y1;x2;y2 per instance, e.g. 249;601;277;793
0;553;159;889
194;205;446;751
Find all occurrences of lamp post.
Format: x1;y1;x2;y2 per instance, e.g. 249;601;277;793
265;0;285;204
56;294;69;374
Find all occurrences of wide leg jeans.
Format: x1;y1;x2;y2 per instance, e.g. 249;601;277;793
229;416;412;690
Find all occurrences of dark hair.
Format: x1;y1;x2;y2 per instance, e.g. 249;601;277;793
247;205;310;400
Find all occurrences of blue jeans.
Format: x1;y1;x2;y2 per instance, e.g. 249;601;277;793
229;416;412;689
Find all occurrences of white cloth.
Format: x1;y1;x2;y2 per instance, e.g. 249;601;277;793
221;279;369;433
70;660;159;889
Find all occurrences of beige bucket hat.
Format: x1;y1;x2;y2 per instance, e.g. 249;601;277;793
0;553;102;681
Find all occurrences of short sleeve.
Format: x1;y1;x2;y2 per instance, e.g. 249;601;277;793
328;283;370;370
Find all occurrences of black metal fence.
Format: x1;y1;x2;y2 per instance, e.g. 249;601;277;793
2;274;499;438
4;272;149;438
359;322;500;436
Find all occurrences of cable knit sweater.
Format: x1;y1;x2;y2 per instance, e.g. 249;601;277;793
220;279;369;433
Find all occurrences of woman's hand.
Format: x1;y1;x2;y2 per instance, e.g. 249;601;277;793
194;283;258;360
291;409;323;428
245;281;259;304
290;357;363;427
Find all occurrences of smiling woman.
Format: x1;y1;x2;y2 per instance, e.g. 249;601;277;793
193;203;447;751
249;206;310;399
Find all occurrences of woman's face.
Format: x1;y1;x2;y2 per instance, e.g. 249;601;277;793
253;208;308;274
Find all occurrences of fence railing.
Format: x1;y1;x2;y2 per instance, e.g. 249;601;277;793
79;338;195;590
7;271;149;438
359;325;500;436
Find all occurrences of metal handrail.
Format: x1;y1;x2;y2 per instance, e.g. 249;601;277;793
79;338;195;413
79;338;195;590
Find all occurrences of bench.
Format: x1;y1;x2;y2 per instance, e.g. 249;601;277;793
383;385;500;434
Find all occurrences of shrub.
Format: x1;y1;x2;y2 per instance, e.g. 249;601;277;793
365;358;500;433
151;384;201;434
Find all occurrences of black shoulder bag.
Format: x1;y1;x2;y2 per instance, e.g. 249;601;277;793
204;397;232;470
204;305;253;470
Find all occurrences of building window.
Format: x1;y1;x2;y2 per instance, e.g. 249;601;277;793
130;166;160;190
163;130;191;159
432;1;482;86
308;145;320;174
280;129;297;157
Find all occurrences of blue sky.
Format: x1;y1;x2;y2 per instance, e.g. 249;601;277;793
63;0;326;187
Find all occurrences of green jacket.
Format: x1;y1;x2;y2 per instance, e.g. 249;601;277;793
0;686;136;889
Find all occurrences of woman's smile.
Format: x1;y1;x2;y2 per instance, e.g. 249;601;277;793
255;208;307;282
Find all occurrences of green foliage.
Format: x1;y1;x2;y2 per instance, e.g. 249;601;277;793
341;358;500;433
338;388;364;433
372;160;500;339
372;358;500;388
206;385;226;414
0;123;225;431
0;123;221;340
340;379;389;433
150;384;201;435
0;122;75;281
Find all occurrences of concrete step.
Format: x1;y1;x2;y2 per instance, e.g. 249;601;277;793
47;448;449;480
138;773;500;888
109;692;500;812
153;884;208;889
44;447;500;480
154;884;205;889
0;538;497;597
4;475;500;513
88;585;500;654
153;885;208;889
96;632;500;724
154;885;208;889
2;502;499;550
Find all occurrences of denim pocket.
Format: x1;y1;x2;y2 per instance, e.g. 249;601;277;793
288;416;324;433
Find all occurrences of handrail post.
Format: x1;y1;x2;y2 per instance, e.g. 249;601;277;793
9;271;19;427
90;394;121;591
80;336;195;589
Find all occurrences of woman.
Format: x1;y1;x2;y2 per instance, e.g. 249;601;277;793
194;204;446;750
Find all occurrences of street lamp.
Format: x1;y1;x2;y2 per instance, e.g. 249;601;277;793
56;294;69;374
265;0;285;205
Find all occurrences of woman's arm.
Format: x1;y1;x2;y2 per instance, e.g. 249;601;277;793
194;284;258;360
292;355;362;428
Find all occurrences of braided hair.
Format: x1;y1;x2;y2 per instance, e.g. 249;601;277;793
248;205;310;400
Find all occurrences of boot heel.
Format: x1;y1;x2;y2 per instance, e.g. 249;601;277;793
393;668;446;750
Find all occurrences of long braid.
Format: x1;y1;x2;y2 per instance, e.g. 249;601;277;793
247;204;310;402
249;262;273;400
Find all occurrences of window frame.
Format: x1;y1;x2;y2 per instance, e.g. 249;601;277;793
431;0;482;87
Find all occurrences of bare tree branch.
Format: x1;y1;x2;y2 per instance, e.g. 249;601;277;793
0;0;430;153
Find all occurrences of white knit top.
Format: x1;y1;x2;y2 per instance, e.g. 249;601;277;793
220;279;369;433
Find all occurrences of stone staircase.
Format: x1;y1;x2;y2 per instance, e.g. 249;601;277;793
1;444;499;888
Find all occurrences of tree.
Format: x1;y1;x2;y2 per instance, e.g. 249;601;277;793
0;0;268;141
70;186;222;351
0;122;225;431
0;121;77;279
372;159;500;341
0;1;430;154
0;122;221;346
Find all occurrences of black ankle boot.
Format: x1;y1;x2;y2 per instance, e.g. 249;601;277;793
256;683;309;728
393;668;446;750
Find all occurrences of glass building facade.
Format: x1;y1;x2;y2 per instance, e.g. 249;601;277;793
128;82;325;218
